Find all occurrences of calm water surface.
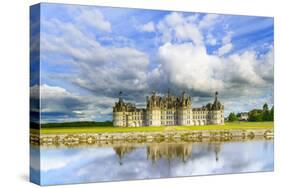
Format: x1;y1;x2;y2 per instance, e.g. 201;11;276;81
30;140;273;185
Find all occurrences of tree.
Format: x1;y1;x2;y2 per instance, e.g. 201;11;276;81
248;109;263;122
248;103;273;122
262;103;271;121
262;110;271;121
263;103;269;111
228;112;238;122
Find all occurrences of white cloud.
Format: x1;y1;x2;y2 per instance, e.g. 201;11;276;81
217;43;233;56
255;48;274;81
154;13;221;45
157;42;224;92
155;12;204;45
40;84;72;99
226;51;266;85
164;12;186;27
139;21;155;32
216;32;233;56
186;14;200;23
174;23;203;45
206;33;217;45
155;41;273;96
222;32;232;44
199;14;219;29
77;9;111;32
41;17;150;97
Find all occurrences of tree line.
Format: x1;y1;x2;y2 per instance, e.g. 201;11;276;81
41;121;113;128
228;103;274;122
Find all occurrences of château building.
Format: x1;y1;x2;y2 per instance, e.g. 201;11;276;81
237;112;249;121
113;91;224;127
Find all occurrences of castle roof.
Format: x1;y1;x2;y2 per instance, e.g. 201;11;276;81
114;91;223;112
211;91;223;110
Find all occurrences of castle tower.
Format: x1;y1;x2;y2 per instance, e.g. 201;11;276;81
177;90;192;125
146;91;161;126
113;91;126;127
210;91;224;125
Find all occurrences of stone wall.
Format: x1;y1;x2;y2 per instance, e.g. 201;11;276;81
31;128;273;147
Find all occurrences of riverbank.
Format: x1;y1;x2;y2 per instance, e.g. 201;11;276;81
30;122;274;147
32;121;273;134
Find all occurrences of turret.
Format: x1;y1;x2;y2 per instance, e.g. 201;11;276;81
113;91;126;112
210;91;224;125
212;91;223;110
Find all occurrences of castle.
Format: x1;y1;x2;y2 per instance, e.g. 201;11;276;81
113;91;224;127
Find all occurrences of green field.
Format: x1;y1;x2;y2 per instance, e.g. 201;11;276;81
32;121;274;135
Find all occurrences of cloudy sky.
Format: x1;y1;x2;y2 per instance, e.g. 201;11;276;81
31;3;274;123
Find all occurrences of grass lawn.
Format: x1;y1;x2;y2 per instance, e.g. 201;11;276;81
33;121;274;135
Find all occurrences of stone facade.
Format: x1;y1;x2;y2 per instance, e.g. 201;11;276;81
237;112;249;121
113;91;224;127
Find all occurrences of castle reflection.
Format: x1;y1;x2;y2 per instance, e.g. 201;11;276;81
114;143;221;165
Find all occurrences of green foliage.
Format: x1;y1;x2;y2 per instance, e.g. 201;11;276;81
262;110;271;121
248;103;274;122
41;121;113;128
228;112;238;122
248;109;263;121
263;103;269;111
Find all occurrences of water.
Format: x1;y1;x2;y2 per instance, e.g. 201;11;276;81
30;140;273;185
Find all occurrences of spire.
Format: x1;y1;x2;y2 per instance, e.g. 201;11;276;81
212;91;221;110
214;91;218;102
118;91;124;104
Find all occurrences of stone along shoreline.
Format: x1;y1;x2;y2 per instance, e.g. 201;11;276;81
30;128;273;147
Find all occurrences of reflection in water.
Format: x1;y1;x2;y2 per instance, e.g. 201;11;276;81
114;146;136;165
147;143;192;163
31;140;273;185
114;143;221;164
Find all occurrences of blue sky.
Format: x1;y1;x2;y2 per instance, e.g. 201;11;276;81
30;3;274;123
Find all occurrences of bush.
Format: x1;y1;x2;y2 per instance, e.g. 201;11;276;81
228;112;238;122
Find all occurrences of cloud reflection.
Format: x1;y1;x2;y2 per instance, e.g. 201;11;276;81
31;140;273;185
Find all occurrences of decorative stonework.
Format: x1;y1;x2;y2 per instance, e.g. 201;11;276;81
113;91;224;127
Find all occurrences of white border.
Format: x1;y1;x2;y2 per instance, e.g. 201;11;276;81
0;0;280;188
